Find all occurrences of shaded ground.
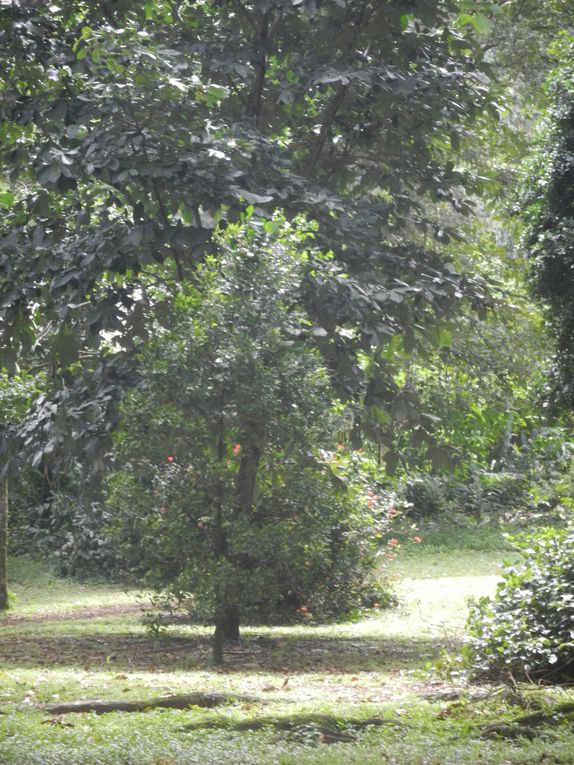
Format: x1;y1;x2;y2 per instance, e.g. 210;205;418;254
0;627;449;673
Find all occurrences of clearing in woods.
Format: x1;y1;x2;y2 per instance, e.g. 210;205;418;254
1;537;573;765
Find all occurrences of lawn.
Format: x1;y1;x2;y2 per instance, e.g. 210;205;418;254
1;526;573;765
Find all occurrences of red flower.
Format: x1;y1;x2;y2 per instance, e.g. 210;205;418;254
166;456;174;462
233;443;242;456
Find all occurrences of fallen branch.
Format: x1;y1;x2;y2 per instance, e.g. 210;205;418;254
181;712;397;733
42;692;261;715
479;701;574;740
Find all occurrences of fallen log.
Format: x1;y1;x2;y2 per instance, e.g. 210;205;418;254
43;692;261;715
479;701;574;740
181;713;395;733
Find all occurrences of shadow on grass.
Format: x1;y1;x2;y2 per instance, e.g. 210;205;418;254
0;629;456;674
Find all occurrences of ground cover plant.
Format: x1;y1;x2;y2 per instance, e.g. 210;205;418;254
2;532;574;765
467;523;574;683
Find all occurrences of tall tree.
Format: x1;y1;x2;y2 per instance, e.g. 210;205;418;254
0;0;491;462
523;35;574;410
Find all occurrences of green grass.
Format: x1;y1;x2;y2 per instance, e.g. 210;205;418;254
1;537;573;765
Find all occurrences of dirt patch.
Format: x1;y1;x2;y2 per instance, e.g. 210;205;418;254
0;629;451;675
0;603;141;626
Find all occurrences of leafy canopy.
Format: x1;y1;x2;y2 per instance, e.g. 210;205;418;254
0;0;491;462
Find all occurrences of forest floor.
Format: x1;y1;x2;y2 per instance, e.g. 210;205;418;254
1;525;573;764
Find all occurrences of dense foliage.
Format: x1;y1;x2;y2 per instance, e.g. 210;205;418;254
524;36;574;411
107;220;400;648
0;0;491;467
0;0;572;679
467;525;574;682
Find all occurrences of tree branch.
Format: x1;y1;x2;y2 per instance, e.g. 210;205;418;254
251;12;269;129
305;83;348;178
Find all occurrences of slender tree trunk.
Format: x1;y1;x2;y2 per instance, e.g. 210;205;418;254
220;604;240;640
213;399;227;665
213;617;224;665
213;604;240;664
0;480;9;611
235;444;261;519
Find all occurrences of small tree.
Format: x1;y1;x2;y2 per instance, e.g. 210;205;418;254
108;219;392;661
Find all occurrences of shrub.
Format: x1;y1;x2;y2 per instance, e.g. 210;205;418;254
109;454;394;626
466;525;574;682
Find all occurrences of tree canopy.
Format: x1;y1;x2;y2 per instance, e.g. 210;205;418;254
524;35;574;410
0;0;492;467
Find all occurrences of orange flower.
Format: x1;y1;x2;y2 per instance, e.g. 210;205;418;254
413;535;422;544
233;443;242;456
388;538;400;546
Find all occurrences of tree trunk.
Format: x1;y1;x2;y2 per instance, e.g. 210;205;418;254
236;444;261;518
0;480;8;611
213;621;224;665
221;604;240;640
213;605;240;665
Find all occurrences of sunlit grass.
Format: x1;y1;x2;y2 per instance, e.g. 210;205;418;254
6;556;138;616
1;544;573;764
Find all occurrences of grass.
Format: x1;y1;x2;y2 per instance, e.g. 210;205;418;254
1;527;573;764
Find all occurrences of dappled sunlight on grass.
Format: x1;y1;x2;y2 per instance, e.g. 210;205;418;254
6;556;141;616
3;548;573;765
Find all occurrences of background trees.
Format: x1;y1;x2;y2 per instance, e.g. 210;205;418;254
523;35;574;411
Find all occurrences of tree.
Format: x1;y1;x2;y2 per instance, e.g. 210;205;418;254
523;35;574;411
0;0;491;461
108;217;393;661
0;1;495;653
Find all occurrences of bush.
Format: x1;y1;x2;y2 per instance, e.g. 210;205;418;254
109;454;394;626
466;524;574;682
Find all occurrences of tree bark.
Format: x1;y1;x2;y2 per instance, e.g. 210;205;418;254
43;692;261;715
0;480;8;611
212;399;227;664
221;604;240;640
235;444;261;518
